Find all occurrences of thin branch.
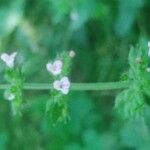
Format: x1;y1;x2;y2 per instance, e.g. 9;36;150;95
0;81;130;91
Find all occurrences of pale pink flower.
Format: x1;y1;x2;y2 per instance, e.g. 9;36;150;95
1;52;17;68
46;60;63;75
53;76;70;94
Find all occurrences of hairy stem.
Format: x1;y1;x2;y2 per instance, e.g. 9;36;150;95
0;81;130;91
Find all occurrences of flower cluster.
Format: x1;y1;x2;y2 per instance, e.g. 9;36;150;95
46;51;75;95
45;50;75;123
1;52;23;116
1;52;18;101
46;59;70;94
0;50;75;121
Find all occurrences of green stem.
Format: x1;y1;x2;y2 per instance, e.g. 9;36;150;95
0;81;130;91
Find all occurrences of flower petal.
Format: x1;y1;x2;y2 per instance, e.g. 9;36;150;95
54;60;63;68
61;76;70;89
46;63;53;72
1;53;10;63
53;80;61;91
46;60;63;75
1;52;17;68
11;52;17;59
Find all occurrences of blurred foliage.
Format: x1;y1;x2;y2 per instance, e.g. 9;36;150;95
0;0;150;149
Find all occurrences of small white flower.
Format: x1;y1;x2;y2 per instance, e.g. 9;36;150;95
148;41;150;57
69;50;76;58
4;91;15;101
53;76;70;94
1;52;17;68
46;60;63;75
7;93;15;101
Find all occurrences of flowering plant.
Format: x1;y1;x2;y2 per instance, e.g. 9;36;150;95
115;39;150;119
1;52;24;116
1;41;150;124
46;51;74;123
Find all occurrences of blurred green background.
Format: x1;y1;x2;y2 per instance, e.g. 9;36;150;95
0;0;150;149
